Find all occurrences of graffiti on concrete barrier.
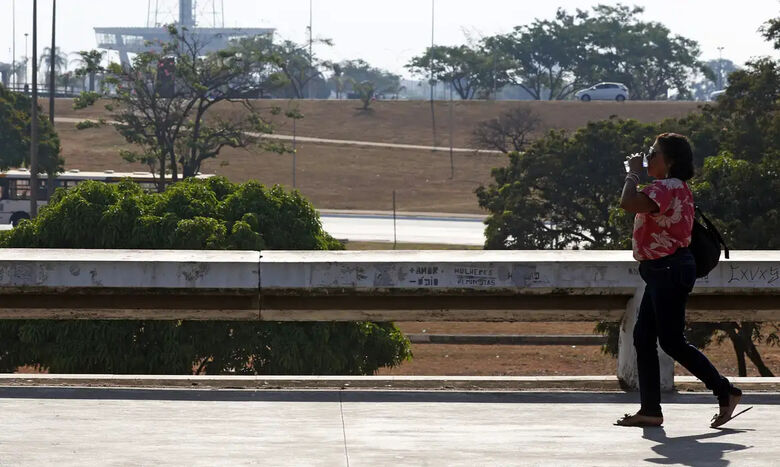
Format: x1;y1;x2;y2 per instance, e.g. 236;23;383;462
401;264;502;287
407;265;441;286
453;265;497;286
727;264;779;285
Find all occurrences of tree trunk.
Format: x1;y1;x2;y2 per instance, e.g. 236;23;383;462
725;324;747;377
740;322;775;377
745;339;775;376
157;154;166;193
429;91;437;147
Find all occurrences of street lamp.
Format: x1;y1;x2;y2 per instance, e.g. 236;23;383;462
30;0;39;218
307;0;312;99
429;0;436;147
24;32;28;89
50;0;57;125
12;0;16;90
717;46;725;90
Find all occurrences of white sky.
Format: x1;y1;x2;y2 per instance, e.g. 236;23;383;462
2;0;778;78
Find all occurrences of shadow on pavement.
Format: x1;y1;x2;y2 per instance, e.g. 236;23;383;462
0;387;778;404
642;427;753;466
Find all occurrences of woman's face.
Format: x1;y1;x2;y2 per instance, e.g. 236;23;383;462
646;142;670;179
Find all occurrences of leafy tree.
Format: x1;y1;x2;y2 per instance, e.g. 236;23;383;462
0;177;412;374
579;4;710;100
486;4;709;100
329;62;348;99
77;26;286;188
406;45;508;99
228;36;296;98
691;59;738;101
38;47;68;86
238;37;333;99
56;71;78;95
702;57;780;164
72;49;105;92
761;16;780;49
485;10;586;100
351;80;375;110
0;84;63;174
477;117;656;249
384;81;407;100
337;59;402;99
472;107;541;153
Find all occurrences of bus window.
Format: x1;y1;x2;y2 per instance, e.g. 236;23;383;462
11;180;31;200
9;179;47;201
0;180;7;200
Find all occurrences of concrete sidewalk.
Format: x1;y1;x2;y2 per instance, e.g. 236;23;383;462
1;388;777;466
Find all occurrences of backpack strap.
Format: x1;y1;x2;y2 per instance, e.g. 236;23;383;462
695;205;730;259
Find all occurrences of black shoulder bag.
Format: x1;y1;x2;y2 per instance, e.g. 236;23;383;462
689;205;729;278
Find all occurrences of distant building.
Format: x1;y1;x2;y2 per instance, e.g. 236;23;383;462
94;0;274;65
0;63;11;87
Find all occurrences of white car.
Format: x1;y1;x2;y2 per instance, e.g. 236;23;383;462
575;82;629;101
709;89;726;101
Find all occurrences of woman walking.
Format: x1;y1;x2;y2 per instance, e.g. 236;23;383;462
615;133;742;428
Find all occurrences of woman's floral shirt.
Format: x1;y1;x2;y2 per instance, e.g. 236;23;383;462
632;178;695;261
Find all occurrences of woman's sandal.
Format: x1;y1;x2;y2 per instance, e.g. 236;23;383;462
711;388;752;428
614;413;663;427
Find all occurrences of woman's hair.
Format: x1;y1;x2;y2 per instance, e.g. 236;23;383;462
656;132;694;181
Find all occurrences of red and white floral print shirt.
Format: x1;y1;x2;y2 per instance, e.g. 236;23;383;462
632;178;695;261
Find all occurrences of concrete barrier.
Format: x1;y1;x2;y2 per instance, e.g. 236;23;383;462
1;248;778;389
0;249;260;320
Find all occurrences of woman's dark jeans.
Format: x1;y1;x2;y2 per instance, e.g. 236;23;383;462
634;247;731;417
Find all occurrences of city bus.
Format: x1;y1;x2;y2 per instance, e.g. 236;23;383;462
0;168;213;226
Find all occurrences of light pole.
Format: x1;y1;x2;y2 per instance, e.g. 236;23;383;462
12;0;16;90
717;46;725;89
30;0;39;217
448;79;454;179
24;32;28;89
50;0;57;125
429;0;437;147
292;117;296;188
307;0;312;99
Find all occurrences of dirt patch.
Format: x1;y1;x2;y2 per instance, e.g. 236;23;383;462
375;321;780;378
52;98;701;148
57;122;503;214
53;99;701;214
56;101;701;214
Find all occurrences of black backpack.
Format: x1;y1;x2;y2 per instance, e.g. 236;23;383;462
690;206;729;278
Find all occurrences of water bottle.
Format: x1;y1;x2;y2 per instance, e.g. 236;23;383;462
624;152;650;173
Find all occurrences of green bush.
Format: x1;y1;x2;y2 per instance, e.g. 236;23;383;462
0;178;411;374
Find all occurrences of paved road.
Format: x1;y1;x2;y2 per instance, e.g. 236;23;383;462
320;212;486;246
1;388;777;466
2;212;487;245
54;117;503;154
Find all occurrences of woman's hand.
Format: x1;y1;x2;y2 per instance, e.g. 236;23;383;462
626;153;644;173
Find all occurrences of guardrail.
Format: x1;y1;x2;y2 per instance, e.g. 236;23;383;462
1;248;778;389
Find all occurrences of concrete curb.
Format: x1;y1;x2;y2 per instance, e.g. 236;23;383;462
405;333;607;345
318;209;487;221
2;375;778;392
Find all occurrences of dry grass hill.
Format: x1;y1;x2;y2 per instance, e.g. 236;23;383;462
52;99;701;214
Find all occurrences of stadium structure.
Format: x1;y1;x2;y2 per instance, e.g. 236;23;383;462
94;0;274;64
